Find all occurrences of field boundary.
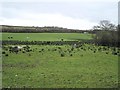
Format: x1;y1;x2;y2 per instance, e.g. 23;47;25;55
1;40;94;45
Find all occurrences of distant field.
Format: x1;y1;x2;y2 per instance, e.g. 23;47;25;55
2;33;93;41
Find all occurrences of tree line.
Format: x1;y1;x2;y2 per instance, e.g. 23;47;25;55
1;25;93;33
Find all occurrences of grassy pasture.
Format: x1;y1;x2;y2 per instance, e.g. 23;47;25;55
2;44;119;88
2;33;93;41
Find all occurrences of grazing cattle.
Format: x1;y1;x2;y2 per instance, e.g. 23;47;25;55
61;53;65;57
11;46;23;54
106;52;109;54
5;54;8;56
112;51;117;55
2;51;6;54
72;44;77;48
61;39;64;41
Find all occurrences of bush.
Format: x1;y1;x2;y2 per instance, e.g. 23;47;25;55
93;20;118;47
93;31;118;47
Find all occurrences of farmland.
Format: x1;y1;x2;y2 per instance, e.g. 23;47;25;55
2;44;119;88
1;26;119;88
2;33;93;41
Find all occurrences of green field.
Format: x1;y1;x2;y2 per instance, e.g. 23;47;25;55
2;33;93;41
2;44;119;88
2;32;119;88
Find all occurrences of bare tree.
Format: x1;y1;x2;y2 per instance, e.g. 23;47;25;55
93;20;118;46
93;20;116;31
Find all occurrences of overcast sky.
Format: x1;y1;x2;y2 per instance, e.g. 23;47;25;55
119;1;120;24
0;0;119;30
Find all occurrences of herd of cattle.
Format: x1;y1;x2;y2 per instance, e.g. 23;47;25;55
2;43;120;57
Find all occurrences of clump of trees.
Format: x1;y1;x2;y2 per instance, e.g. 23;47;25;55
93;20;119;47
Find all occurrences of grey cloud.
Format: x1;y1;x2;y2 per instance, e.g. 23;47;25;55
1;1;118;26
